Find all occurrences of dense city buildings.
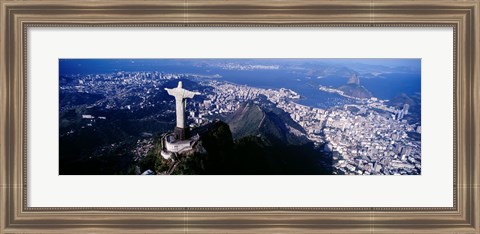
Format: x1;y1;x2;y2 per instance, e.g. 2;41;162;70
60;66;421;175
194;80;421;175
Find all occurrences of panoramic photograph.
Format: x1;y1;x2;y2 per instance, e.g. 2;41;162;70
59;58;421;175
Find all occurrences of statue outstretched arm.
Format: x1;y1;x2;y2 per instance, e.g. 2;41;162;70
182;89;200;99
164;88;174;96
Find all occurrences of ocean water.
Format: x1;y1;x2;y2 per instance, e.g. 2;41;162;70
60;59;421;108
211;69;420;108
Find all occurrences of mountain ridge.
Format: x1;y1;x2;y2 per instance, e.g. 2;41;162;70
338;73;373;99
226;97;309;146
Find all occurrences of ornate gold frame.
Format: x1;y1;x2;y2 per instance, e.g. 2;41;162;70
1;0;479;233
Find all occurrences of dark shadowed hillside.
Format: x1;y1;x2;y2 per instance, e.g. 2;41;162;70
226;96;309;145
138;117;333;175
60;92;105;107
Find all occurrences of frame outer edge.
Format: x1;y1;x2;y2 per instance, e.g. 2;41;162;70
1;0;12;232
1;0;480;233
0;0;5;230
473;1;479;233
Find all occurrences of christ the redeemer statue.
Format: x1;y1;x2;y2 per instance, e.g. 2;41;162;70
165;81;200;140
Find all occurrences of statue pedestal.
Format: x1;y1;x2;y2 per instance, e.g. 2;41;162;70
174;127;188;140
